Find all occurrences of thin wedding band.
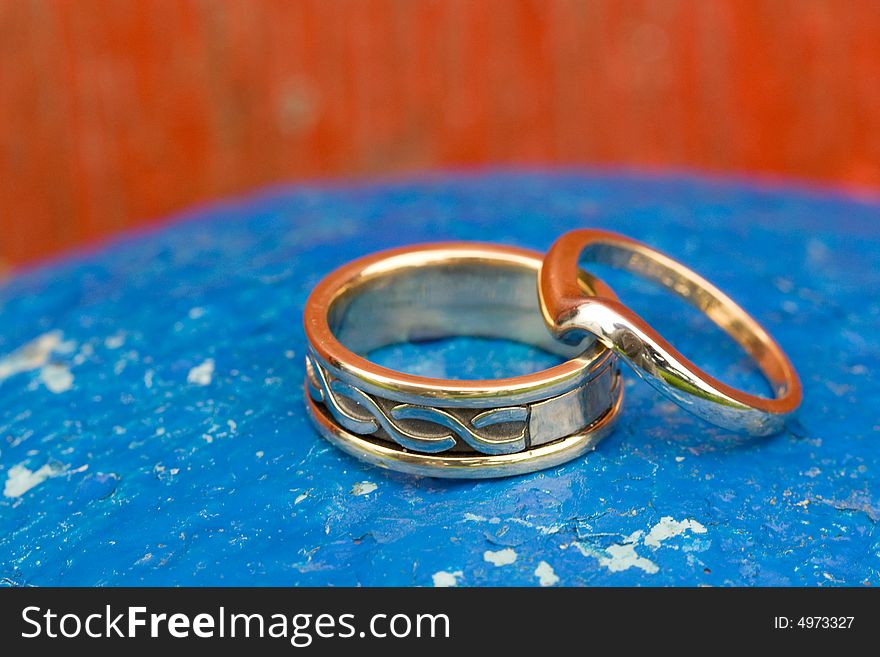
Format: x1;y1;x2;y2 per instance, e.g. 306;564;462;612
303;242;623;478
539;229;802;436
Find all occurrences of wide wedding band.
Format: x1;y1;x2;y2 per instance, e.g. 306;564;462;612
303;242;623;478
539;229;802;436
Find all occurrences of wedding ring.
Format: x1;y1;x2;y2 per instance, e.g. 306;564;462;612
303;242;622;478
539;229;802;436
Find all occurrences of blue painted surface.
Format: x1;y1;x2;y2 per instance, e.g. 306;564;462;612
1;171;878;587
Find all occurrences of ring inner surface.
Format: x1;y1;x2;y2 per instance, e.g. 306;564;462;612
328;258;585;370
580;241;780;397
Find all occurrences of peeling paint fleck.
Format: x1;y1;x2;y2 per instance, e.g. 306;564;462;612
432;570;462;587
534;561;559;586
351;481;377;496
0;331;61;381
187;359;215;386
40;363;74;393
601;540;659;574
104;333;126;349
484;548;517;566
462;512;558;534
644;517;707;548
0;331;76;393
3;462;66;498
569;531;659;574
820;493;880;522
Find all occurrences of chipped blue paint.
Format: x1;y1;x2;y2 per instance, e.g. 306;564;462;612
1;171;878;586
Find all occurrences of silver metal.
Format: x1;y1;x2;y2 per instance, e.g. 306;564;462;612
304;388;622;479
305;349;619;455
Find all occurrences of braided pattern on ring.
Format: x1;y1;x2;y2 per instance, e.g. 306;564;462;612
306;354;528;455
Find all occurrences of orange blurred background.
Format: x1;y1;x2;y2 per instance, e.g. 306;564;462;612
2;0;880;270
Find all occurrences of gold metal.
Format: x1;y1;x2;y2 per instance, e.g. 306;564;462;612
539;229;802;436
303;242;623;477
